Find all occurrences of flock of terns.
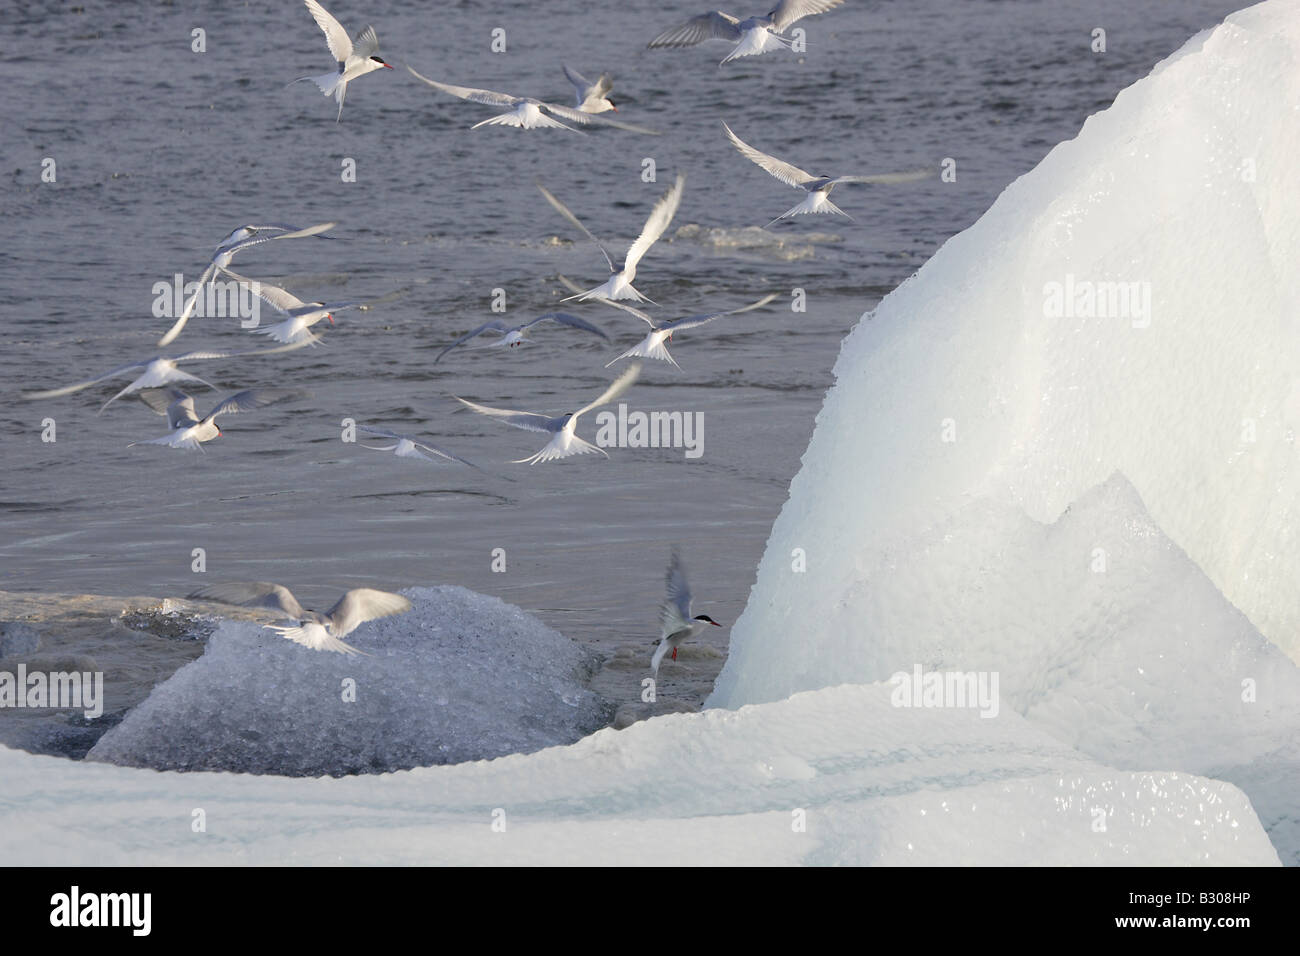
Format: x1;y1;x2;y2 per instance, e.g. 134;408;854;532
29;0;924;681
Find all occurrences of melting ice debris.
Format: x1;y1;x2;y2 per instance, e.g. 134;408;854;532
86;586;612;776
294;0;393;122
187;582;412;655
652;548;723;676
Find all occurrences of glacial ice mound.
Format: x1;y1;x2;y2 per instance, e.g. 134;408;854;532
710;1;1300;862
86;586;612;775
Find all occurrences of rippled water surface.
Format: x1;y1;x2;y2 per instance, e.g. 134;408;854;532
0;0;1246;654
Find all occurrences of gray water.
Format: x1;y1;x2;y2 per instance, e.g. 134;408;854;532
0;0;1247;661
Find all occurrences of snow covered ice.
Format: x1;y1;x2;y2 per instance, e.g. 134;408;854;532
86;586;613;776
2;0;1299;865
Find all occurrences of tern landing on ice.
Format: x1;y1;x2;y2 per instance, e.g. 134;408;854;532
563;65;617;114
723;122;934;227
538;175;685;304
129;387;305;451
406;66;658;134
454;363;641;465
189;581;412;655
648;0;845;65
433;312;609;364
294;0;393;121
651;549;723;677
157;221;338;346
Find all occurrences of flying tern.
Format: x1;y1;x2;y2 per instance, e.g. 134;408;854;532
651;549;722;677
454;363;641;464
224;270;360;346
582;289;779;369
157;221;338;346
648;0;845;65
357;425;484;470
433;312;609;364
723;122;934;226
22;346;302;414
406;66;658;134
563;65;617;113
129;387;306;451
294;0;393;121
188;581;411;655
538;174;685;303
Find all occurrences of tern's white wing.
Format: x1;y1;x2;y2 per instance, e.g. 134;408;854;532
454;397;558;434
360;426;487;471
221;221;338;255
828;168;937;185
536;101;660;135
768;0;845;32
562;64;593;100
662;548;694;625
623;172;685;272
434;320;512;363
519;312;610;340
304;0;353;63
648;12;743;47
205;388;305;421
574;362;641;419
536;182;616;274
406;66;519;107
325;588;412;638
663;292;779;333
570;288;657;327
22;359;150;399
352;24;380;59
722;122;817;188
189;581;309;619
221;270;310;315
157;262;217;346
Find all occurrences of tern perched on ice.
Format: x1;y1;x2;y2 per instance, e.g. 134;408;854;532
723;122;933;227
406;66;658;134
157;221;338;346
189;581;412;655
128;387;305;451
563;65;617;113
538;175;685;304
224;270;360;346
651;549;722;677
358;425;484;470
648;0;845;65
21;347;301;414
454;363;641;465
564;280;777;369
433;312;609;364
294;0;393;121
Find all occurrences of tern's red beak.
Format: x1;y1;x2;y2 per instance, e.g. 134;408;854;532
327;313;335;325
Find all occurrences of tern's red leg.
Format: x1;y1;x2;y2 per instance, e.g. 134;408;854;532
671;647;677;661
